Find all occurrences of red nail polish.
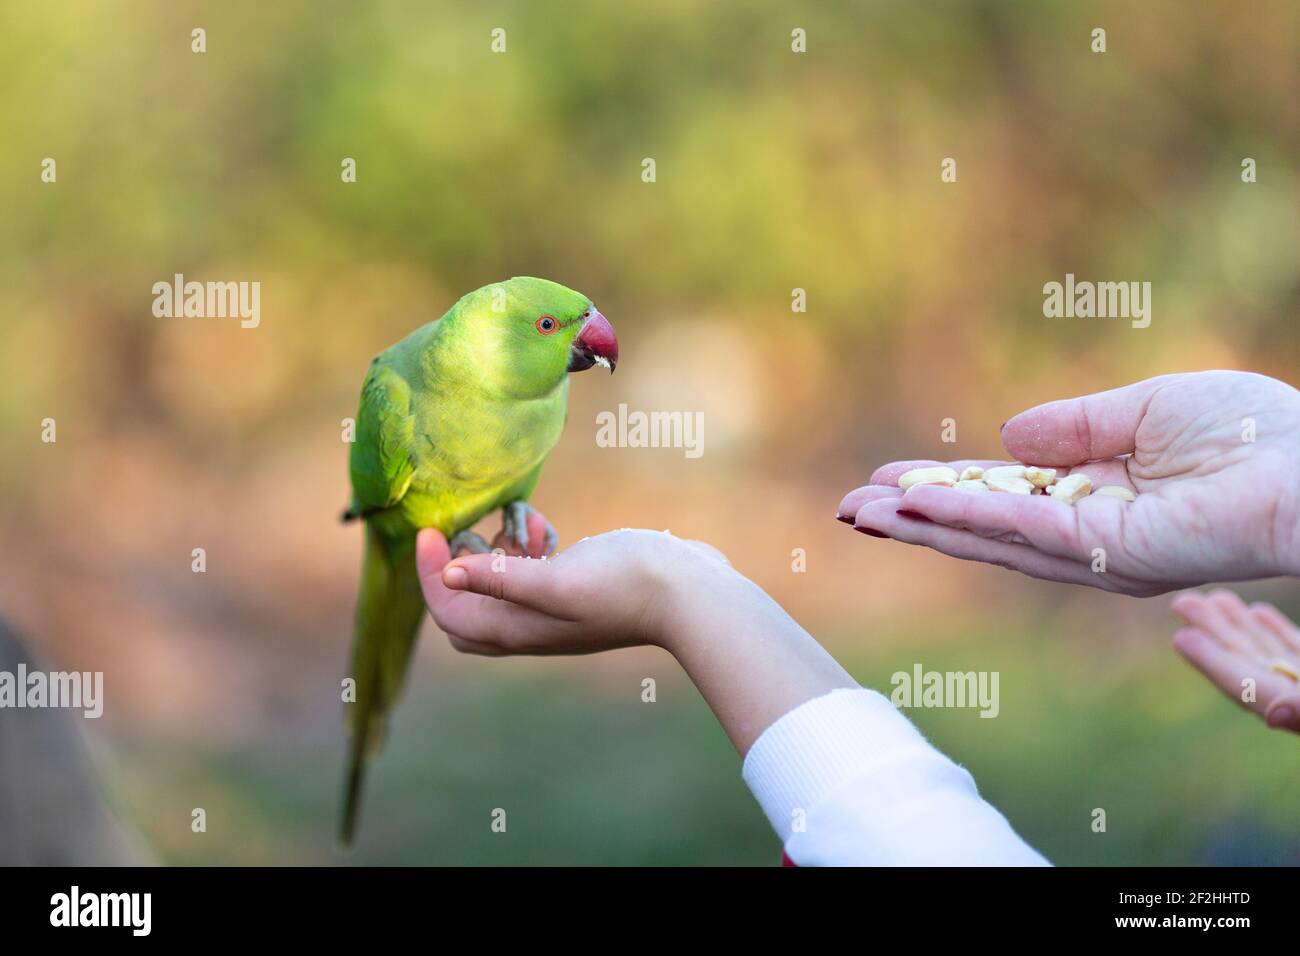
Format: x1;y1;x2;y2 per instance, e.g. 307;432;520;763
855;527;889;538
836;513;854;524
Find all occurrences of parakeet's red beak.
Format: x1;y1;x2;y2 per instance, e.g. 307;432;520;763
568;308;618;373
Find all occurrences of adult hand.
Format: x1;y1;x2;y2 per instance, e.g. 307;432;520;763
839;371;1300;596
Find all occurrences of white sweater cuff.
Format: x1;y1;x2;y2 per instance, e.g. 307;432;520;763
742;687;929;842
740;687;1048;865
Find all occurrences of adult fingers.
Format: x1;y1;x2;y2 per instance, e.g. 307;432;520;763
1071;459;1138;490
851;497;1121;591
837;484;903;520
1001;375;1179;466
889;484;1090;561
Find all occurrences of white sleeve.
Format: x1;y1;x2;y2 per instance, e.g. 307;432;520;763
741;687;1049;866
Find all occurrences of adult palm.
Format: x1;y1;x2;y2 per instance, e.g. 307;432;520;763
841;372;1300;596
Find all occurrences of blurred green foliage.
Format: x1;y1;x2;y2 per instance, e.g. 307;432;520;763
1;1;1296;864
123;617;1300;866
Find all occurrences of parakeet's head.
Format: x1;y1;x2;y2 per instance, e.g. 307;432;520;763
448;276;618;398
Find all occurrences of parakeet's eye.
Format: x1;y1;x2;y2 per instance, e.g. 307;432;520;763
536;315;557;334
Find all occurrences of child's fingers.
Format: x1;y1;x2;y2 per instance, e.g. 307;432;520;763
444;631;510;657
1265;693;1300;733
488;509;552;559
1172;591;1218;620
1173;627;1299;720
438;552;573;617
416;529;574;646
415;527;453;577
1206;589;1281;656
1248;603;1300;653
427;586;569;650
527;509;552;558
1172;626;1253;708
684;539;730;564
1171;592;1205;627
850;498;1117;590
486;512;551;564
1170;591;1254;655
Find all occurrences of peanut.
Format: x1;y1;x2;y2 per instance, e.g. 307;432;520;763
986;475;1035;495
898;460;1136;505
1024;466;1057;489
898;466;958;490
983;465;1027;482
1270;660;1300;682
1094;485;1136;502
1048;473;1092;503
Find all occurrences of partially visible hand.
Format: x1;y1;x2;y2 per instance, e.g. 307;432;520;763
1172;590;1300;734
416;527;732;656
840;371;1300;596
418;525;855;755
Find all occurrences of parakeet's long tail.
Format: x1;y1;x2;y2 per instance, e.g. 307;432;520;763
340;522;425;846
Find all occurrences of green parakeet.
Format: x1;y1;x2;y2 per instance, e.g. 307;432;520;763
338;276;618;844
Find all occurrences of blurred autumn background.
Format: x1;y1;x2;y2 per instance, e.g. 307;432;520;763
1;0;1297;865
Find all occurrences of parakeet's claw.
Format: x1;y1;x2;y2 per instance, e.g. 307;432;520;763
503;501;530;552
501;501;559;558
448;530;492;556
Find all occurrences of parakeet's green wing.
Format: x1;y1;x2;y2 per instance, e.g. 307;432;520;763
341;360;425;845
349;362;417;515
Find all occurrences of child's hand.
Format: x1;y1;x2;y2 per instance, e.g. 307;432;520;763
416;527;732;656
1172;591;1300;734
418;525;856;755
